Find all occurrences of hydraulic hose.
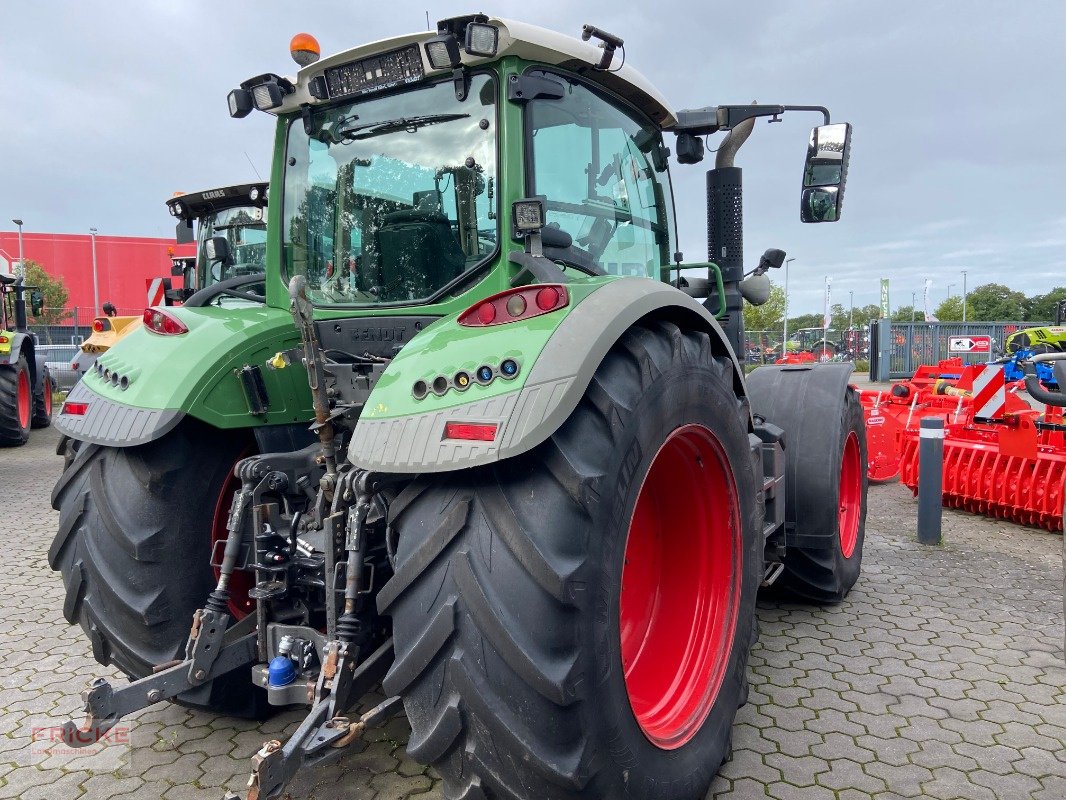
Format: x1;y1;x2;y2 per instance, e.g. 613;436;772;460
1024;352;1066;407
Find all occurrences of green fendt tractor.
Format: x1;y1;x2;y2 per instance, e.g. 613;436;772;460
0;273;52;445
52;17;864;800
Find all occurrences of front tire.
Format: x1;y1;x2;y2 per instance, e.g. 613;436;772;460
48;422;266;716
381;321;761;800
0;356;32;446
32;368;53;429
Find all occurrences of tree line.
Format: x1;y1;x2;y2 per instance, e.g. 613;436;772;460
744;282;1066;334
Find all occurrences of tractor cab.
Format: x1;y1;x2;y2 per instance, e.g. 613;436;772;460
166;182;268;303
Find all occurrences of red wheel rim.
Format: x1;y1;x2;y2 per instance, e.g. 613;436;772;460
16;369;30;429
838;431;862;558
619;424;742;750
43;378;52;418
211;459;255;619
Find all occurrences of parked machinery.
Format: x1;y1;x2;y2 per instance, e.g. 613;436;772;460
0;274;52;445
51;18;863;800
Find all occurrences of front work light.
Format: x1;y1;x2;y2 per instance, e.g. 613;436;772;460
252;82;285;111
512;196;546;237
424;34;461;69
464;23;499;57
227;88;253;118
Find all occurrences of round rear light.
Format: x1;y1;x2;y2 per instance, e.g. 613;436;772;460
477;303;496;325
92;320;105;332
506;294;527;317
536;286;560;311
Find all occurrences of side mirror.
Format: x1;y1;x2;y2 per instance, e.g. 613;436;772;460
800;122;852;223
205;236;231;264
175;219;195;245
30;290;44;316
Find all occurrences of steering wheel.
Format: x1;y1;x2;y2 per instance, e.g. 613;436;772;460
184;273;267;307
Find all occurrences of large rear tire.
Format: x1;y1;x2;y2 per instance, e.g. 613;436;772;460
0;356;32;446
748;366;867;604
48;422;267;716
381;321;761;800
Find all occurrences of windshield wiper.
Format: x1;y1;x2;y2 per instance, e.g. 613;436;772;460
337;113;470;141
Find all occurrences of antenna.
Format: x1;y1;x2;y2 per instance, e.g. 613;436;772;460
244;151;263;181
425;10;431;30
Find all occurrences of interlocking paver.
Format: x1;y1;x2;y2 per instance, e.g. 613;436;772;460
1;425;1062;800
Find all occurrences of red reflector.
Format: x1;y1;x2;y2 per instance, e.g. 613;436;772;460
143;307;189;335
444;422;498;441
91;318;109;333
62;402;89;416
0;336;8;344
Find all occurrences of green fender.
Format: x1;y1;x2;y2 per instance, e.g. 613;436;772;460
348;276;747;473
54;305;312;446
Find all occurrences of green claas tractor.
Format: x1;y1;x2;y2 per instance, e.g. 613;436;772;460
166;181;270;305
51;16;864;800
0;273;52;445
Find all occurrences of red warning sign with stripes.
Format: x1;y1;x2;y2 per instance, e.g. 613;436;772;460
146;277;165;307
971;364;1006;419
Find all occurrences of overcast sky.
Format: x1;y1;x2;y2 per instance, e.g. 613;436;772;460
3;1;1064;314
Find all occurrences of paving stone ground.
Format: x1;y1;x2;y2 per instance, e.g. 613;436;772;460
1;425;1063;799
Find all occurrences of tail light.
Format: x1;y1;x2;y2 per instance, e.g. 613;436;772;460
62;401;89;416
458;285;569;327
92;318;110;333
143;308;189;335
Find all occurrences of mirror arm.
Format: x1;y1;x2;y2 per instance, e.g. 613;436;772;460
781;105;831;125
674;104;830;136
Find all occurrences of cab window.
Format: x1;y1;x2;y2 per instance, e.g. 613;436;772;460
526;72;673;276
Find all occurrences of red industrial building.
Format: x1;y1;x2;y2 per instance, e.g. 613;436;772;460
0;230;195;323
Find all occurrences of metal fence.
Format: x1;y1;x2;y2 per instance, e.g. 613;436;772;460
872;320;1048;380
743;330;784;364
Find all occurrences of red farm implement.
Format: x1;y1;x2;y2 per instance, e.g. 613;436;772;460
856;357;1066;532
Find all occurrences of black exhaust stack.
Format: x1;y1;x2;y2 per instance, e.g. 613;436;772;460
12;278;28;332
706;116;756;359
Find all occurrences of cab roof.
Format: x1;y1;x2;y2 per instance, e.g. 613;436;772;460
274;16;677;128
166;182;268;221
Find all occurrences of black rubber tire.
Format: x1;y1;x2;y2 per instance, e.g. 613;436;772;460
48;421;268;717
0;356;32;446
381;321;762;800
32;368;53;429
774;388;867;604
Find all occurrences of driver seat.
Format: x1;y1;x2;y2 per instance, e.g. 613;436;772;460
375;194;466;301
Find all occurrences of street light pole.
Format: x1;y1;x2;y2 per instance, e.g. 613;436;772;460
11;219;24;278
848;290;854;329
89;227;100;315
911;291;917;322
961;270;968;322
783;257;794;353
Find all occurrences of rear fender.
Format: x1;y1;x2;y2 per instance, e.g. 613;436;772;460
349;277;747;473
54;306;311;446
0;332;37;384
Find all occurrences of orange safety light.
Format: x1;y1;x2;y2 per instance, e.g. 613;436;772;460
290;33;321;67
